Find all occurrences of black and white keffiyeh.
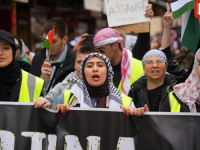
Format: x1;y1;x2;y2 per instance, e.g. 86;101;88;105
71;53;123;108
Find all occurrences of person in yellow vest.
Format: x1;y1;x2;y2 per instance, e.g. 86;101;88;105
161;49;200;112
0;30;44;103
51;53;136;117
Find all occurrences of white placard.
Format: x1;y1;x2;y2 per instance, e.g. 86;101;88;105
104;0;150;27
84;0;102;12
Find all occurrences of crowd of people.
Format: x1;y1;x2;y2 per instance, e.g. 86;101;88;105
0;3;199;118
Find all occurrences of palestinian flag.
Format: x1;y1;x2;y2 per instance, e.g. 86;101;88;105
170;0;195;19
181;9;200;52
42;24;57;49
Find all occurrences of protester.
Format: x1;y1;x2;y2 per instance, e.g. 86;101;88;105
34;46;96;107
128;49;176;111
14;36;31;72
0;30;44;102
161;49;200;112
30;17;75;93
49;53;134;116
174;47;194;70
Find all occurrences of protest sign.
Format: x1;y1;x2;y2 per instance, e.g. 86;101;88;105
104;0;150;27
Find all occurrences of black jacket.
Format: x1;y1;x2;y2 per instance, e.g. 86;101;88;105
162;46;187;78
128;74;177;111
30;45;75;88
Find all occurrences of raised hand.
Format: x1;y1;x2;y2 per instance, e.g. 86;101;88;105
163;3;173;28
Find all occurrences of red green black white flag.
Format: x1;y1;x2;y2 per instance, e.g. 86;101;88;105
42;24;57;49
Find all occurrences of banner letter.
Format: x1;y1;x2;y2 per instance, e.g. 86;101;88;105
21;132;46;150
86;136;101;150
64;135;83;150
48;134;57;150
0;130;15;150
116;137;135;150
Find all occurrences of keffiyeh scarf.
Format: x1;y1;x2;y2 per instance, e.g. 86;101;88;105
70;53;123;108
93;28;132;95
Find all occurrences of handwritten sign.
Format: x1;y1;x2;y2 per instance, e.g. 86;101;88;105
104;0;150;27
115;22;149;34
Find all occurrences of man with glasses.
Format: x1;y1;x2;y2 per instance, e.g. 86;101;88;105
128;50;177;111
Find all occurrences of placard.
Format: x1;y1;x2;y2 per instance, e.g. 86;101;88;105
104;0;150;27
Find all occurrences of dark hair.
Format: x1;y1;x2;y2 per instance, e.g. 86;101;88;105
42;17;68;39
75;46;96;60
175;47;194;69
13;36;22;52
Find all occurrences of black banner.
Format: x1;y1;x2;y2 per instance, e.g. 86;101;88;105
0;102;200;150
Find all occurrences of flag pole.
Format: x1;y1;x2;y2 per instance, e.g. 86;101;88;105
48;49;51;62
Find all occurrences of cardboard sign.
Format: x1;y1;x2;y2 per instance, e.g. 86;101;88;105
104;0;150;27
84;0;102;12
115;22;150;34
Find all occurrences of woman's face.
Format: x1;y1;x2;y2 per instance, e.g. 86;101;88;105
84;56;107;87
0;38;13;68
144;56;166;80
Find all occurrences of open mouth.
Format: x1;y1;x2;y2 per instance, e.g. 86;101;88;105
92;74;100;79
151;70;159;74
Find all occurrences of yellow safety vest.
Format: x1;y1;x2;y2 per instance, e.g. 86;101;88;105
18;70;44;102
63;90;132;107
118;58;144;92
169;91;181;112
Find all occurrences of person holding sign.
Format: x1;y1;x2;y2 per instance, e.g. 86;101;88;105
0;30;44;102
51;53;136;117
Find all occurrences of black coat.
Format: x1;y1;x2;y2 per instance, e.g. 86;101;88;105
30;45;75;88
128;74;177;111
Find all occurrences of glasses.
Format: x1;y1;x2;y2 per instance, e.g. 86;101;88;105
94;44;112;53
145;59;165;66
15;45;21;50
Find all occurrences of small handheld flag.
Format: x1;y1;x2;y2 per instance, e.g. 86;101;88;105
42;24;57;61
42;24;57;49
